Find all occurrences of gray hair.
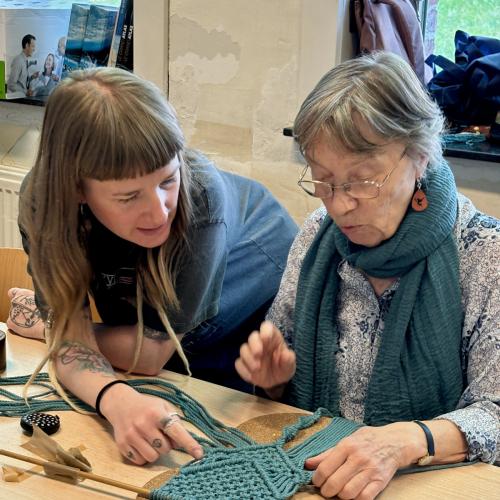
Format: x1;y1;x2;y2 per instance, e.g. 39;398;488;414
293;51;445;168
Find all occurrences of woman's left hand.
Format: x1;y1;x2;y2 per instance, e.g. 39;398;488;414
7;288;45;340
305;423;425;499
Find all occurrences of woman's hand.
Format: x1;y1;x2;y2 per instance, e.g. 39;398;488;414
305;423;426;499
235;321;296;390
99;382;204;465
6;288;45;340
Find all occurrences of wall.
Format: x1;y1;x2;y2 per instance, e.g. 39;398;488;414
134;0;169;93
169;0;335;162
4;2;497;225
168;0;352;222
447;156;500;217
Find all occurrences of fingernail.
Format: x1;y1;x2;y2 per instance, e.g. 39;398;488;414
193;446;204;459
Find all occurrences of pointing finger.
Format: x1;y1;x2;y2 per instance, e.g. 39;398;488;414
161;418;203;460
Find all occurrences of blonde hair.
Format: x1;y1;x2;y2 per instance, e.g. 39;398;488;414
20;67;193;410
294;51;445;168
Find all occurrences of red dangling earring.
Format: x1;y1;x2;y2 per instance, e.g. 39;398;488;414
411;178;428;212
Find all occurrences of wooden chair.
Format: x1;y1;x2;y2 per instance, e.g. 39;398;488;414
0;247;33;323
0;247;102;325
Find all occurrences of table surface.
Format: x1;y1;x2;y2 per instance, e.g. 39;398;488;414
0;325;498;500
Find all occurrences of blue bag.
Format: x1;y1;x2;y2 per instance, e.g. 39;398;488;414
426;30;500;126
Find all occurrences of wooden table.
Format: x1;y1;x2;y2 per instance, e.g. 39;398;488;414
0;325;498;499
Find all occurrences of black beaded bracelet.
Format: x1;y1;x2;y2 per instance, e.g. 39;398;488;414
95;380;130;418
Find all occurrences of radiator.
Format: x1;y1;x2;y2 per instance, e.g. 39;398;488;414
0;167;26;248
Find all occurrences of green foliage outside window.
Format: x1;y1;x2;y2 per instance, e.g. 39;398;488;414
433;0;500;60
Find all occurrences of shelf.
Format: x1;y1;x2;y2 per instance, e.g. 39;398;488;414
282;127;500;164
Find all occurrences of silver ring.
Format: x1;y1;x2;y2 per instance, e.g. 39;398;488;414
160;412;181;432
126;450;134;460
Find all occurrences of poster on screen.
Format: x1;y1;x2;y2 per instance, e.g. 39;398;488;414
0;8;71;103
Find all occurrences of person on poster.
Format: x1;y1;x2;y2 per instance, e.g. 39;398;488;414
7;34;39;96
30;53;58;97
53;36;66;80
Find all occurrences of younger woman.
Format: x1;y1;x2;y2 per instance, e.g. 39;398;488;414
19;67;297;464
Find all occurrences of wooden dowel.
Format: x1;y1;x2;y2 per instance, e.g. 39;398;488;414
0;448;150;498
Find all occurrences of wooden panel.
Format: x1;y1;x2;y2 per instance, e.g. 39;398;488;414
0;247;32;322
0;247;101;324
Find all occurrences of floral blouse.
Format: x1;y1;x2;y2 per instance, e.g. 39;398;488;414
267;194;500;464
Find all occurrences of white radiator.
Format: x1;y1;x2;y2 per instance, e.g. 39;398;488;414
0;166;27;248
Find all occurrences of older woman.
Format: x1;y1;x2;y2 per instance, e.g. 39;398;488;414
236;51;499;499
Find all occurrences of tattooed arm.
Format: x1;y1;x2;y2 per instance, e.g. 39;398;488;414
6;288;45;339
94;323;183;376
55;309;203;465
54;309;117;407
5;288;179;374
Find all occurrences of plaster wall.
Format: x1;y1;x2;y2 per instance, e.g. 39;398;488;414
168;0;350;222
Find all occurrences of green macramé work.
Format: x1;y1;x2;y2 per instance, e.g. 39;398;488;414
0;373;361;499
0;373;472;499
151;413;361;500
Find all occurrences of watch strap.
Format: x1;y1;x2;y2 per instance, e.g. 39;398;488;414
414;420;435;465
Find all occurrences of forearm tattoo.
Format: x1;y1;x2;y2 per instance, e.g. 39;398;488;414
143;325;169;342
58;341;114;375
9;293;42;328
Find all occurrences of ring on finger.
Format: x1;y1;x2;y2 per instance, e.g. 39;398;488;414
126;450;134;460
160;411;181;432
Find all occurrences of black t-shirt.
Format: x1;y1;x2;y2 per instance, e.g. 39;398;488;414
22;152;298;342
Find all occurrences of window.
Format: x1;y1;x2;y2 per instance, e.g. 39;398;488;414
421;0;500;61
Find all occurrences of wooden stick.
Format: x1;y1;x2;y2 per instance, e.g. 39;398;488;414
0;448;150;498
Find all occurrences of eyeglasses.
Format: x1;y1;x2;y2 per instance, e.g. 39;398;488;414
297;149;407;200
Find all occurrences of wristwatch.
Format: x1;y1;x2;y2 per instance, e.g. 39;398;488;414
414;420;435;466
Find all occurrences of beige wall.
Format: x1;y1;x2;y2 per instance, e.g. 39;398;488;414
168;0;351;223
0;1;352;225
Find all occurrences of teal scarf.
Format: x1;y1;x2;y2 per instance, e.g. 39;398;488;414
287;162;464;425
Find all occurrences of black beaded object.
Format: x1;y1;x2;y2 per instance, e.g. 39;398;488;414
20;412;60;435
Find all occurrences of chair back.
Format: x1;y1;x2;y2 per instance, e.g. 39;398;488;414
0;247;103;325
0;247;33;323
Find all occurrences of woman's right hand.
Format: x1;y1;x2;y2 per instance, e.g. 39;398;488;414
235;321;296;390
99;382;204;465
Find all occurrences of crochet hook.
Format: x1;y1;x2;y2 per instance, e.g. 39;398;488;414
0;448;151;498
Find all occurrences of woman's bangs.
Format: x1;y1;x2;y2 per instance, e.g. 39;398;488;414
78;100;182;181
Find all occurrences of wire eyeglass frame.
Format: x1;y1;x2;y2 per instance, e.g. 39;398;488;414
297;148;407;200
